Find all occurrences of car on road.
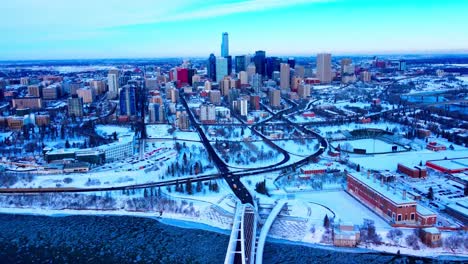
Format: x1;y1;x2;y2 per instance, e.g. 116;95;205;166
233;184;237;189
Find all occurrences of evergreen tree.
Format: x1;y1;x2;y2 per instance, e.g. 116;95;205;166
65;140;71;149
196;181;202;193
186;179;193;195
323;214;330;229
428;187;434;200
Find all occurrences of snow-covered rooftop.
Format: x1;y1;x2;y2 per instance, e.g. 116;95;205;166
348;172;416;205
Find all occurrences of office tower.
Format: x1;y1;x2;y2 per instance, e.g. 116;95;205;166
176;68;189;87
252;74;262;93
268;89;281;108
225;55;232;75
280;63;290;90
221;32;229;57
254;50;266;76
266;57;281;79
68;95;84;117
238;71;248;85
188;69;197;85
316;53;332;84
294;65;305;78
287;58;296;69
77;87;95;103
207;54;217;81
108;69;120;99
216;57;228;83
246;63;256;83
235;55;246;72
119;86;136;116
209;90;221;105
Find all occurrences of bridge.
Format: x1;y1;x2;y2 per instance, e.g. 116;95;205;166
255;200;287;264
225;203;258;264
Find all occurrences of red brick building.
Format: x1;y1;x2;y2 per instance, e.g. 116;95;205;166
397;163;427;178
426;142;446;151
301;164;327;175
426;158;468;174
347;172;418;225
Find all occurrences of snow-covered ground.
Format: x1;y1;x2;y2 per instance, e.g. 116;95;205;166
332;138;404;153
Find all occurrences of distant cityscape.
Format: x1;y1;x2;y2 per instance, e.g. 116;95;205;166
0;31;467;263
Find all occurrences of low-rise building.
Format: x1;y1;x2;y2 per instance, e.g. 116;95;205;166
397;163;427;178
420;227;442;248
333;223;360;247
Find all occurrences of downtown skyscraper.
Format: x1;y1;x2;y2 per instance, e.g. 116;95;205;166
316;53;332;84
221;32;229;57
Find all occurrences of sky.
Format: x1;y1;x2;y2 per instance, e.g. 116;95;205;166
1;0;468;60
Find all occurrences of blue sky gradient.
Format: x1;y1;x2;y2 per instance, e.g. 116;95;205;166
1;0;467;60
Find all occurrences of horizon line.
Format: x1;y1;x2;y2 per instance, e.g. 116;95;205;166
1;50;468;63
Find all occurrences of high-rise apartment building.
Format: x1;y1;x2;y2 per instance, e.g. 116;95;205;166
68;95;84;117
316;53;332;84
108;69;120;99
119;86;136;116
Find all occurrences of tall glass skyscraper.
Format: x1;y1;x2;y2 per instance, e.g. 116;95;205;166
207;54;216;81
254;50;266;77
221;32;229;57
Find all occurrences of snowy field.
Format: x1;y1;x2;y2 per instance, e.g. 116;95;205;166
290;191;390;229
332;138;402;153
274;139;319;157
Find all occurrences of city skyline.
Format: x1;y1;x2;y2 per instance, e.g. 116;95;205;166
1;0;468;60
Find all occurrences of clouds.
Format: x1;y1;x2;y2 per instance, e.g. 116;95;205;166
1;0;327;31
0;0;467;60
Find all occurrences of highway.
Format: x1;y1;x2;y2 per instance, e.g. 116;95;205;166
0;93;328;203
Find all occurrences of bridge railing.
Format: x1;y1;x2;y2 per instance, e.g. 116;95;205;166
224;203;245;264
